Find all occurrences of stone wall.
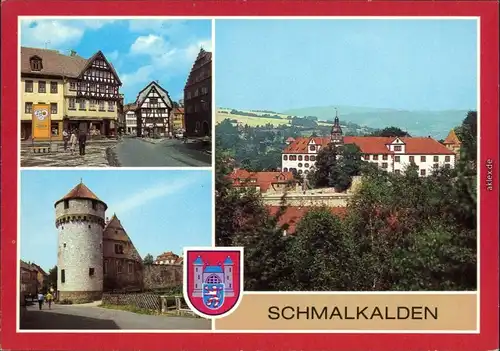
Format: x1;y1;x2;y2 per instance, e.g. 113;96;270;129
143;264;182;291
58;290;102;303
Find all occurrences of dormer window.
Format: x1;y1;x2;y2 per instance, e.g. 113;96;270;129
30;56;43;71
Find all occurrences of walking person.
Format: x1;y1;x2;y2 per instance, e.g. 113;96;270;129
45;291;54;310
62;129;69;151
69;130;77;155
78;129;87;156
37;292;44;310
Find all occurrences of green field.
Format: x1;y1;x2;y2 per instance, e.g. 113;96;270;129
216;108;332;127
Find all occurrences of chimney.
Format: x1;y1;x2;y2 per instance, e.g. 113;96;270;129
70;50;77;57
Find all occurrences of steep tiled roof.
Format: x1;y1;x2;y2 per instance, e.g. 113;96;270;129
443;129;461;145
135;81;173;108
21;47;88;77
31;263;48;276
20;260;35;271
124;103;137;112
268;206;347;234
229;169;295;192
103;214;142;262
174;107;185;114
56;182;106;207
284;136;455;155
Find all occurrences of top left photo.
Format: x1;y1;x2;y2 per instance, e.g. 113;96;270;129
19;18;213;168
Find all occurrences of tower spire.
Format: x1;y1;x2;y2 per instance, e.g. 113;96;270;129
330;107;343;147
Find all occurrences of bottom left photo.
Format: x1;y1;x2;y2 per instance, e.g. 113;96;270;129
19;169;213;331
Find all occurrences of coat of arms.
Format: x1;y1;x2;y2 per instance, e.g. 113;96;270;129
183;247;244;319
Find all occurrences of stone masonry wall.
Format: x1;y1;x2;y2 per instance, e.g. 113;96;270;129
143;264;182;291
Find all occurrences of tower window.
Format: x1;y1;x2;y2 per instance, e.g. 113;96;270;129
114;244;124;254
128;262;133;273
92;200;98;210
89;267;95;276
63;243;66;248
64;200;69;209
61;269;66;283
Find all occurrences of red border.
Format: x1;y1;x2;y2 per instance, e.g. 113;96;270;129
2;1;498;350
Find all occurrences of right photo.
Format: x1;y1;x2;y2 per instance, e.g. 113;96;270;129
214;19;478;292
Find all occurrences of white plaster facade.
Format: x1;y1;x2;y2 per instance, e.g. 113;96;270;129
56;198;106;295
125;110;137;135
282;136;456;177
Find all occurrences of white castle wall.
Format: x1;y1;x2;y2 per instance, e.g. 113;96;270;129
56;199;106;296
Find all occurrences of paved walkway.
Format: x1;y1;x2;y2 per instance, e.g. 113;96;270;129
20;141;116;167
20;303;211;330
114;138;211;167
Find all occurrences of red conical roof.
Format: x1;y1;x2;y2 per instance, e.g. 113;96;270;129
55;182;107;208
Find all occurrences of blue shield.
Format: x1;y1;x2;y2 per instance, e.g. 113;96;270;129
202;283;225;310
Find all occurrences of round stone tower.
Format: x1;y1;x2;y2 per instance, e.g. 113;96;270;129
55;181;107;303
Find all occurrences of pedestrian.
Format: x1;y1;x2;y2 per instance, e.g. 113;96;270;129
62;129;69;151
69;130;77;155
37;292;44;310
78;129;87;156
45;291;54;309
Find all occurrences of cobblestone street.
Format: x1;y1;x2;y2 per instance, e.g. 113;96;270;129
20;140;117;167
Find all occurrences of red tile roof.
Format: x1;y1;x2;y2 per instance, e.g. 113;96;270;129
174;107;185;114
229;169;295;192
56;182;106;207
268;206;347;234
284;136;455;155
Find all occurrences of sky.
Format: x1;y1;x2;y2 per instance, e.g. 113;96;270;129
20;170;212;272
21;19;212;103
215;19;477;112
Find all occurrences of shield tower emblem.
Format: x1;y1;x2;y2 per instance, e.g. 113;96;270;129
184;247;244;319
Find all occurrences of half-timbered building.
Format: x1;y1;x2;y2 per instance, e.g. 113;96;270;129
134;81;173;137
184;48;212;138
20;47;122;139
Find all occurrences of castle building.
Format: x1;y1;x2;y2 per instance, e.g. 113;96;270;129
184;48;212;138
21;47;122;140
282;112;456;177
192;256;234;297
55;182;107;302
154;251;184;265
103;215;143;292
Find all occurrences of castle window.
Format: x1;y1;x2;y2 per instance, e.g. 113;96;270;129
382;163;388;169
128;262;133;273
205;274;221;284
373;155;379;161
445;156;451;162
298;155;303;161
30;56;43;71
117;261;123;274
382;155;388;160
394;145;402;152
283;155;288;161
304;156;309;161
433;156;439;162
25;102;33;114
114;244;124;254
283;168;288;172
92;200;97;210
409;156;415;163
63;243;66;248
444;163;451;169
310;156;316;161
64;200;69;209
61;269;66;283
89;267;95;276
395;156;400;162
420;169;426;176
309;145;316;151
420;156;426;162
